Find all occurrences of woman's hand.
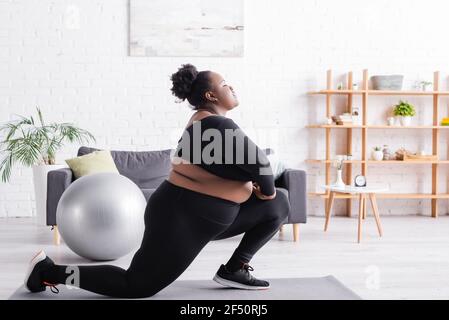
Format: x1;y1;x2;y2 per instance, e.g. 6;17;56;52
252;183;276;200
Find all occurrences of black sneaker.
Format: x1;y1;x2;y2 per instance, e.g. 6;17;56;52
213;264;270;290
24;250;59;293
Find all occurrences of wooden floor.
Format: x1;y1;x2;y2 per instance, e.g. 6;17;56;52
1;215;449;300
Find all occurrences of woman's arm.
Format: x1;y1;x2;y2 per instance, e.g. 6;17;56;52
219;118;276;197
253;182;276;200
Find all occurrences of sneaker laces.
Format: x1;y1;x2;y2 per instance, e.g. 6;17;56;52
242;263;254;272
42;281;59;294
241;264;269;287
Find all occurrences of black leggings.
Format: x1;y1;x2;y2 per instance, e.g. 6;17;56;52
43;180;290;298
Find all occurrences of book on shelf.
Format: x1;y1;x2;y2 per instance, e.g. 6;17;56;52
332;114;354;126
336;121;353;126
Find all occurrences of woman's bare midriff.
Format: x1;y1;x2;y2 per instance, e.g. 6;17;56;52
168;162;253;204
167;111;253;204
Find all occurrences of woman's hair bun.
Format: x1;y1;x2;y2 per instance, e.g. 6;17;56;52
170;64;199;101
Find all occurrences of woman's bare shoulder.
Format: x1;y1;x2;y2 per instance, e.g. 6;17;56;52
185;110;219;129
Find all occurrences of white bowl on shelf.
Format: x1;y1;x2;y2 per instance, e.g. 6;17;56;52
371;75;404;90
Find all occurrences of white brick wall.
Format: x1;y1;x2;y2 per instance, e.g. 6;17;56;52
0;0;448;218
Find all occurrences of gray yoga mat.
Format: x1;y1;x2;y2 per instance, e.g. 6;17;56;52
9;276;361;300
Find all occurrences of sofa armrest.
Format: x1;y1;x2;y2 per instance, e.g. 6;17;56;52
276;169;307;224
46;168;73;226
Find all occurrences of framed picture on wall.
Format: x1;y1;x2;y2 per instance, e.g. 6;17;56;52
129;0;244;57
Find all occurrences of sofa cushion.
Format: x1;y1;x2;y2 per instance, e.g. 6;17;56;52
78;147;174;189
276;187;288;198
65;150;120;179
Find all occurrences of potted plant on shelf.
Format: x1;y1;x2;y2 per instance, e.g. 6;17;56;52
393;100;416;126
372;146;384;161
419;81;433;92
0;107;96;225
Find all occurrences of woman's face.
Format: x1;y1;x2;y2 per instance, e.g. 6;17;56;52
207;72;239;110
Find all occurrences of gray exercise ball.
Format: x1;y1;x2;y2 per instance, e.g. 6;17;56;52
56;172;146;261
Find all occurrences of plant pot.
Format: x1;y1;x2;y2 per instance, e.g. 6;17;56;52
422;84;433;92
387;117;396;126
32;164;67;226
332;169;345;188
401;116;412;126
372;151;384;161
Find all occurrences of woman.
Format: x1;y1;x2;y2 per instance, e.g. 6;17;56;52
24;64;290;298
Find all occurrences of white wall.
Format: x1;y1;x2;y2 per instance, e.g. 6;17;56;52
0;0;448;218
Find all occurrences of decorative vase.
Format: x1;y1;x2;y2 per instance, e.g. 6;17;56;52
332;169;345;187
32;164;67;226
401;116;412;126
387;117;396;126
372;150;384;161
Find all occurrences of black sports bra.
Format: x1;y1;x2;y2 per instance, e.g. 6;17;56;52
174;116;275;196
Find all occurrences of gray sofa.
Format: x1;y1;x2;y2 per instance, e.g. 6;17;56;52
47;146;307;244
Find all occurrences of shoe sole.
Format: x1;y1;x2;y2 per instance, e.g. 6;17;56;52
24;250;46;292
213;274;270;290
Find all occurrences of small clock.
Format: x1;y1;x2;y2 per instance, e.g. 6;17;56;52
354;175;367;187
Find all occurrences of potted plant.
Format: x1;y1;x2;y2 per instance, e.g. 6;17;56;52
372;146;384;161
419;81;433;92
0;107;96;225
393;100;416;126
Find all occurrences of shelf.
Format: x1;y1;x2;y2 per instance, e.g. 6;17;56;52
369;90;449;96
367;125;449;129
308;90;365;95
308;90;449;96
308;69;448;218
306;160;449;164
307;124;363;129
309;192;449;199
306;160;363;164
307;124;449;129
367;160;449;164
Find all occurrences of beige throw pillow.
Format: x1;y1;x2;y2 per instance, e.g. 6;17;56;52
65;150;119;179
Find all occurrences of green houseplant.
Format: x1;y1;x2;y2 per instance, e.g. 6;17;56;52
393;100;416;126
419;81;433;92
372;146;384;161
0;107;96;224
